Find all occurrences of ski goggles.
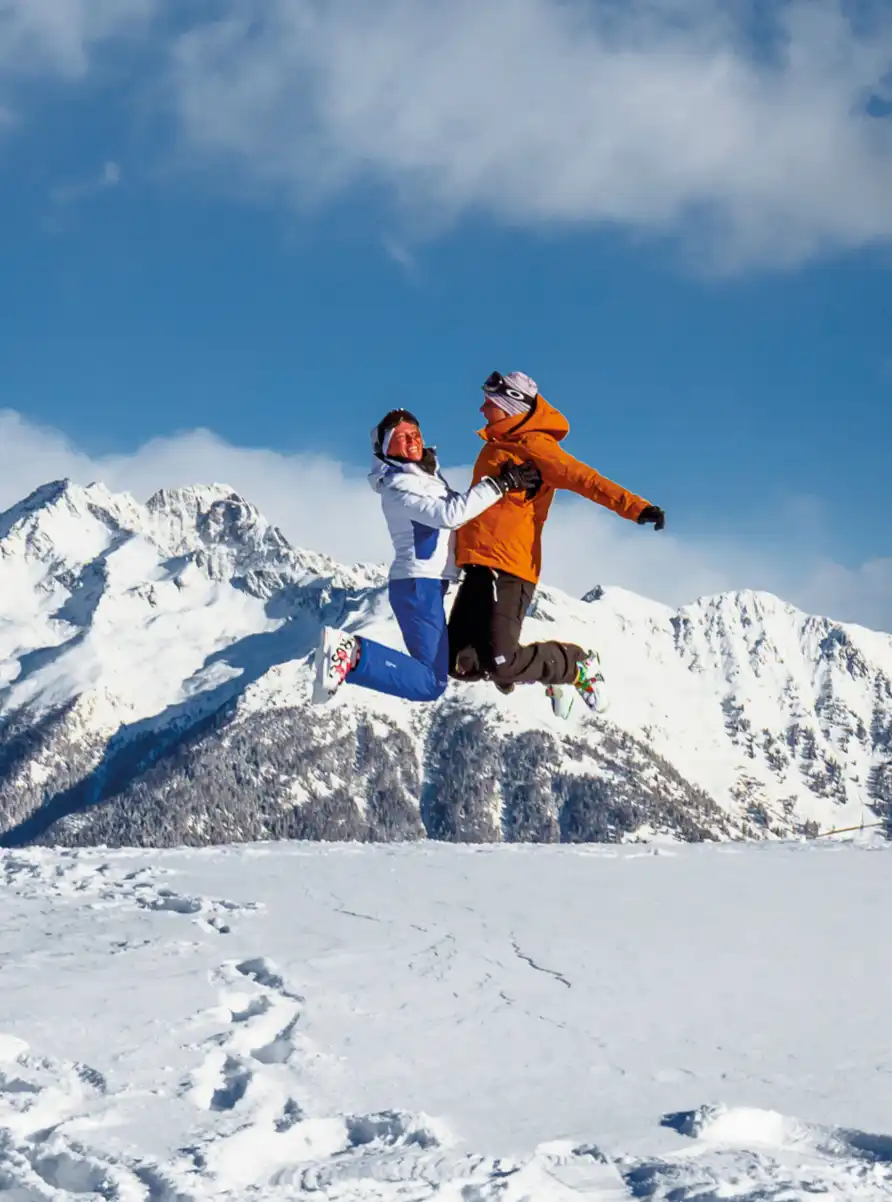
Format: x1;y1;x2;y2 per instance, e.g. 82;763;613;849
482;371;531;405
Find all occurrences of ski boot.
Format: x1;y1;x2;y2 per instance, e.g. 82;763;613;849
547;650;608;719
312;627;359;704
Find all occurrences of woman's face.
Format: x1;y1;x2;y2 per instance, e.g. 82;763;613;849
386;421;424;461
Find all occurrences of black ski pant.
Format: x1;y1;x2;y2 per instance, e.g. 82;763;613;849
448;565;583;688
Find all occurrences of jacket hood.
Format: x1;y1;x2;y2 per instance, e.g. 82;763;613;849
368;458;392;494
368;425;397;492
479;393;569;443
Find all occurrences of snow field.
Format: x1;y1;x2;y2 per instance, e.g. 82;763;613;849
1;838;891;1199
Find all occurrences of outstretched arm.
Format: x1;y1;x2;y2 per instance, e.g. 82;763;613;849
529;437;652;522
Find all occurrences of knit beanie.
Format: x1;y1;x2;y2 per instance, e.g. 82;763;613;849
486;371;538;418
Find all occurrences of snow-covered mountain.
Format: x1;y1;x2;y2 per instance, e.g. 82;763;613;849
1;478;891;848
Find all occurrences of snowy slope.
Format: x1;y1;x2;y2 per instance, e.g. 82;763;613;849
1;478;891;846
1;838;891;1201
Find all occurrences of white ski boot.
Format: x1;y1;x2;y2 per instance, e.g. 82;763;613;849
546;682;575;720
312;626;358;704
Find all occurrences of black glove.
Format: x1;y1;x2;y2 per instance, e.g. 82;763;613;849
491;460;542;496
636;504;665;531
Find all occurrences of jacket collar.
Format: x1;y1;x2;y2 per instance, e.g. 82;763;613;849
478;394;570;443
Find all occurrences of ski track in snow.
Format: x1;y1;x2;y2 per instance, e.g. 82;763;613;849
2;843;892;1200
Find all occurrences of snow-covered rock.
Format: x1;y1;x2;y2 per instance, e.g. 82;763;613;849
1;478;890;847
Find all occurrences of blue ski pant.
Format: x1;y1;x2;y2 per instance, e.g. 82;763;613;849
348;578;450;703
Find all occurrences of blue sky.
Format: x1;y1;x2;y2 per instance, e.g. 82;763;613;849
1;1;891;627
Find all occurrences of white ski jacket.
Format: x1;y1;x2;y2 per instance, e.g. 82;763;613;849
368;453;503;582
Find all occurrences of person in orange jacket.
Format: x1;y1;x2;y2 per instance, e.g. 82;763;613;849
449;370;665;716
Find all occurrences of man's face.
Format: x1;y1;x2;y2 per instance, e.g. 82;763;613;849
480;398;505;426
387;421;423;461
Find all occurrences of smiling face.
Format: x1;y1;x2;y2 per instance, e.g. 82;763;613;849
386;420;423;461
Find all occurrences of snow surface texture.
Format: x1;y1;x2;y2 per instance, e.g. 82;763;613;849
1;839;891;1200
1;479;892;846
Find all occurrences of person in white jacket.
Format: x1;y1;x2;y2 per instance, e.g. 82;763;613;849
312;408;540;704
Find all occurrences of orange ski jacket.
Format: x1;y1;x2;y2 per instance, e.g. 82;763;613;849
456;394;651;585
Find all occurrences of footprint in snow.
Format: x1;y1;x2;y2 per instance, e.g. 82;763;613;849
1;850;264;944
18;1142;112;1195
0;1037;107;1128
181;1048;254;1114
235;956;301;996
628;1104;892;1201
251;1016;300;1066
275;1097;303;1132
229;995;273;1023
0;1038;178;1202
0;1128;195;1202
209;1056;253;1112
184;956;304;1119
146;889;203;915
138;889;263;936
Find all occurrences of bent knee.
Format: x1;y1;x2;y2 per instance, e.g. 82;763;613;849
490;663;517;687
451;645;482;677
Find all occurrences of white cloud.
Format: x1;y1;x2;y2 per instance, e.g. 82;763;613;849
0;0;156;139
0;0;156;78
2;1;890;268
1;409;890;632
167;0;892;269
0;410;393;569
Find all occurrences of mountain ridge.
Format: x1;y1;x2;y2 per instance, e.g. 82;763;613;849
1;478;890;848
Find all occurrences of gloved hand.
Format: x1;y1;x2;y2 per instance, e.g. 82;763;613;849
636;504;665;531
492;460;542;496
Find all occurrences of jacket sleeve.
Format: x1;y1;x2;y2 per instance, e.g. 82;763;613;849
386;474;503;530
528;437;650;521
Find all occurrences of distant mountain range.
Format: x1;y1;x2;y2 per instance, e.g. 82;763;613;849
1;479;890;847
